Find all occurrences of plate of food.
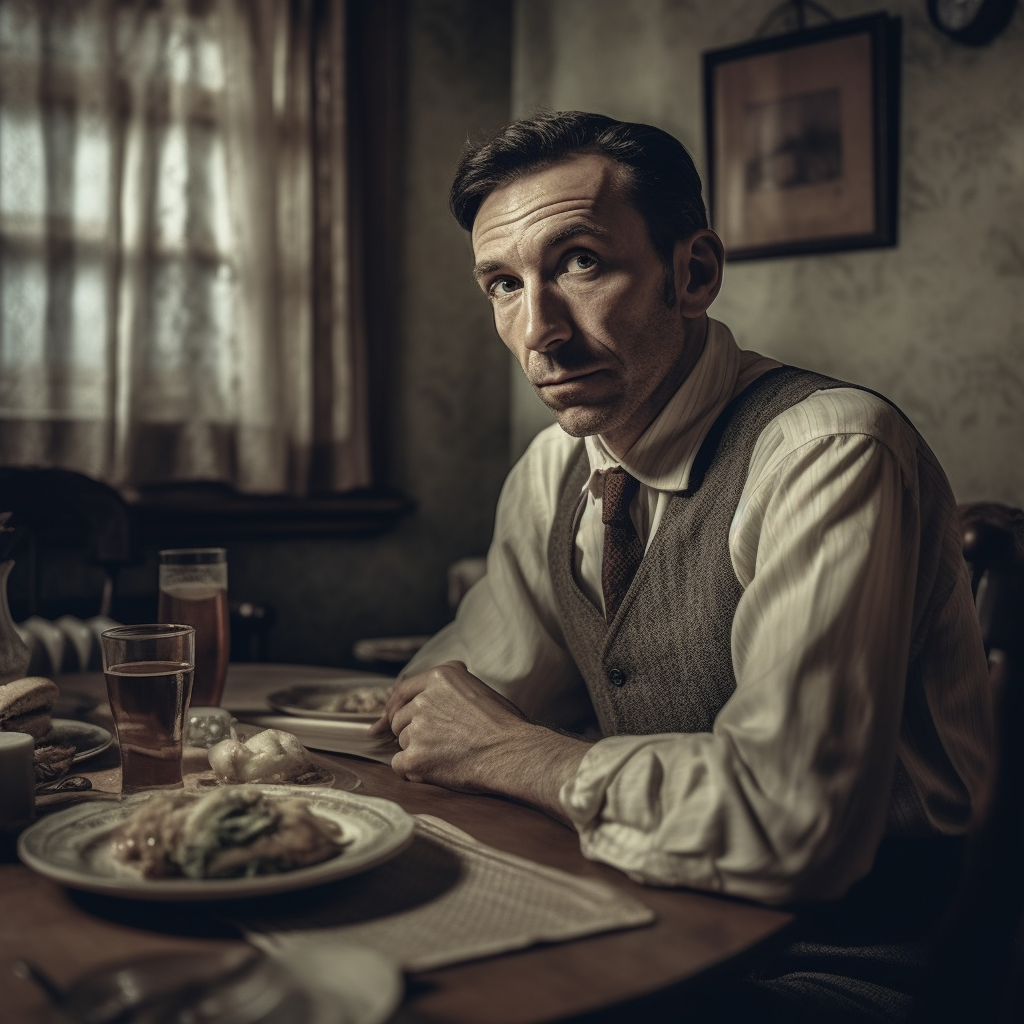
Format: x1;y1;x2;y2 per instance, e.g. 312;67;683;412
267;679;395;722
0;676;114;780
31;720;114;783
17;784;414;900
49;719;114;762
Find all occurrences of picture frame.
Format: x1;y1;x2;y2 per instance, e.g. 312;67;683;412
703;13;901;261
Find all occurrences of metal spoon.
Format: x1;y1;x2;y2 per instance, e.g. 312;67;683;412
36;775;93;794
12;958;65;1005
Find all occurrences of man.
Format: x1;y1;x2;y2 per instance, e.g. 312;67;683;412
368;112;990;922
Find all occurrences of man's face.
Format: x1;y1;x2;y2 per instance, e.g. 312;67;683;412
471;153;701;454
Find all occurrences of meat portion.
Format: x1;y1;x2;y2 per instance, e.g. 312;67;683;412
110;788;348;879
32;740;77;782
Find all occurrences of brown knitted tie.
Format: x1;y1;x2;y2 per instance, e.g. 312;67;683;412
601;468;644;620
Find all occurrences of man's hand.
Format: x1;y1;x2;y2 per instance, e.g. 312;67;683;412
367;661;591;822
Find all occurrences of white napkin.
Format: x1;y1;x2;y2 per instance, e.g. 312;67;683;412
236;713;398;765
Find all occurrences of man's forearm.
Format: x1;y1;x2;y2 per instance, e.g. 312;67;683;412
475;721;592;825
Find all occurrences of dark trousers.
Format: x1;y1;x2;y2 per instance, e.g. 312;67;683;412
688;837;967;1024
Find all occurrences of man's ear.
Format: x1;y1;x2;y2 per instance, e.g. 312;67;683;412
672;229;725;317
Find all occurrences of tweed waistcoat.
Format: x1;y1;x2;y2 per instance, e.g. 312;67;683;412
549;366;887;738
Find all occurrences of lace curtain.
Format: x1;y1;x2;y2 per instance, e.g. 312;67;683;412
0;0;370;495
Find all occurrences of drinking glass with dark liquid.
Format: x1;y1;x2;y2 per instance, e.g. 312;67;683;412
158;548;230;707
100;624;195;795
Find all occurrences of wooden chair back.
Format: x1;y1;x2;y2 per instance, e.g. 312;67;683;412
912;502;1024;1022
0;467;135;619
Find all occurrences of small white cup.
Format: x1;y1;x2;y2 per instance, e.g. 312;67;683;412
0;732;35;832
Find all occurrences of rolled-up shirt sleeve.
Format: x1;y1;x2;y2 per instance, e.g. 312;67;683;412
561;415;927;905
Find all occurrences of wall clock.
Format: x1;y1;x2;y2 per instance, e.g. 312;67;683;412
927;0;1017;44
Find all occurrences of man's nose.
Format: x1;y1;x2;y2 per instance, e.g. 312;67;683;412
522;284;572;352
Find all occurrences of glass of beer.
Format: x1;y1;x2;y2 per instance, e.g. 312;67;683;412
100;624;195;795
158;548;230;707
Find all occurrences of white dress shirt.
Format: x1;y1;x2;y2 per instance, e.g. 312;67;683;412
403;319;993;905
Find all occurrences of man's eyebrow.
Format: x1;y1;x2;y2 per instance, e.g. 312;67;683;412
472;259;503;282
544;222;610;249
472;223;610;281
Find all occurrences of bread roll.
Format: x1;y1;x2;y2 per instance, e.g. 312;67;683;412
0;676;59;739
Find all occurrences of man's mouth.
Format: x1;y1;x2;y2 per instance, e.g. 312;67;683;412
533;368;606;389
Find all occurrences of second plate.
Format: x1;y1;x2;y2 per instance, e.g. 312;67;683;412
267;679;395;722
45;719;114;763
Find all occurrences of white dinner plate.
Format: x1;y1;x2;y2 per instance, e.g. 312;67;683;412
185;764;341;792
18;785;414;901
267;678;395;722
45;719;114;763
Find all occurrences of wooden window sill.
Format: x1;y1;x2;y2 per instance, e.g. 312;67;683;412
129;484;415;542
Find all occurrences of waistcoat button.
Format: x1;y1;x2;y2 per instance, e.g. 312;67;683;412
608;667;626;687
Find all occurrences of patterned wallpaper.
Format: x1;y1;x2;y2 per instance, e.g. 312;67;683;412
512;0;1024;506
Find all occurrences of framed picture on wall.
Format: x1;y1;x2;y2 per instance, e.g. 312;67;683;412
703;13;901;261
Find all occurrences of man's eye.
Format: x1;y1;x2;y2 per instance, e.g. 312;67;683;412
567;252;598;272
488;277;521;297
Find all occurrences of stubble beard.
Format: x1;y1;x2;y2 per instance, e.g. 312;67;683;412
548;402;617;439
525;346;621;439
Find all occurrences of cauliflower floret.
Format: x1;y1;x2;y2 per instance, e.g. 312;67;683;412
208;728;313;784
208;738;251;781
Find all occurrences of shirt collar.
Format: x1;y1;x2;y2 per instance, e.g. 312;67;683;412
583;318;744;493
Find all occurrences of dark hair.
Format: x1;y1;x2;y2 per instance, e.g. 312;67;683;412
449;110;708;265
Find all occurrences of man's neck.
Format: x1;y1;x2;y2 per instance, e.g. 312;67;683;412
600;316;710;459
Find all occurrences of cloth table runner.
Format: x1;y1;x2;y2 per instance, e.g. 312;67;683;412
242;815;655;972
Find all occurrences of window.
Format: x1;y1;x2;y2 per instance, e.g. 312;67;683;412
0;0;385;524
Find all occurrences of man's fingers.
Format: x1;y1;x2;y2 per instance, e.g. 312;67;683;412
390;750;422;784
366;714;390;737
384;672;431;717
389;700;417;738
367;672;433;737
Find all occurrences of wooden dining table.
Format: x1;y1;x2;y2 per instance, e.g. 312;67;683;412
1;664;795;1024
